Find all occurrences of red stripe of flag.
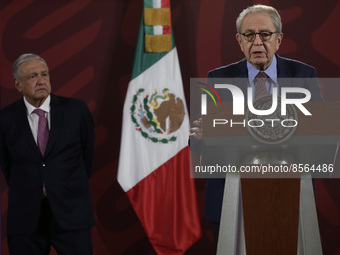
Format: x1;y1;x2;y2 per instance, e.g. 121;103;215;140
163;25;171;34
161;0;170;8
126;146;201;254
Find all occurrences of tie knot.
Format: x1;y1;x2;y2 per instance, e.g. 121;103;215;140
256;71;268;79
34;109;45;117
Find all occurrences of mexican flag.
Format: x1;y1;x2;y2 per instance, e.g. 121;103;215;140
117;1;202;254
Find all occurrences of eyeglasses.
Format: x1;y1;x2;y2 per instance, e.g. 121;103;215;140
241;31;279;42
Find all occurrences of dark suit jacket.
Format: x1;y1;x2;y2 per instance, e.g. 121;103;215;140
0;94;95;235
202;54;323;223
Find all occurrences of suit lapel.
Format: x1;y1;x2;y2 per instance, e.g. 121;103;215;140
236;59;249;79
44;94;63;157
235;59;249;96
276;54;290;78
14;99;41;155
276;54;297;97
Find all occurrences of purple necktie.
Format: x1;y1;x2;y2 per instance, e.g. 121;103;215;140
254;71;269;99
34;109;49;156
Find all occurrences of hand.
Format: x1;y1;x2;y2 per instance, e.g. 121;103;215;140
189;118;203;140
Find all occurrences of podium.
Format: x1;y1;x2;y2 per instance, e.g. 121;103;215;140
216;174;321;255
201;136;340;255
189;87;340;254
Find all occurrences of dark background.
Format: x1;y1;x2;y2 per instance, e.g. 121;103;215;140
1;0;340;254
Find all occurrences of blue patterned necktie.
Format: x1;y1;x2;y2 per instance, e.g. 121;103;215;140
254;71;269;99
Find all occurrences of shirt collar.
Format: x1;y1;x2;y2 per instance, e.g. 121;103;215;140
247;54;278;84
24;95;51;115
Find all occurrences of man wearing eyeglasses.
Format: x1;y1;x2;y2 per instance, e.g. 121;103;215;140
237;12;281;72
190;4;322;251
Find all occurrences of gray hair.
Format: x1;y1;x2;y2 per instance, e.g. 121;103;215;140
236;4;282;34
12;53;48;80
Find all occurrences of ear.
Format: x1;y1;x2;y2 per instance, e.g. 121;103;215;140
236;33;244;52
14;78;23;93
276;33;283;51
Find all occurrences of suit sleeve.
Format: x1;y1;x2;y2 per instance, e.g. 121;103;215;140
188;70;217;155
79;102;95;178
188;72;215;156
309;68;323;101
0;116;10;183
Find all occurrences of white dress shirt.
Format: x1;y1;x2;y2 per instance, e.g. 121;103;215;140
247;55;279;100
24;95;51;144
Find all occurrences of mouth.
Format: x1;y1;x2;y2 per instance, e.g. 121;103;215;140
251;51;266;57
36;88;48;93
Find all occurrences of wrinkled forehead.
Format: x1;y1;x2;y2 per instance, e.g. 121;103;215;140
241;12;275;32
18;60;49;74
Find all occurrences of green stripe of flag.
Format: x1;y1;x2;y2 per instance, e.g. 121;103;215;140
130;11;175;81
144;0;154;8
145;25;154;35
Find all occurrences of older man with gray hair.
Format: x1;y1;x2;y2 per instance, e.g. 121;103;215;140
0;53;95;255
189;4;322;251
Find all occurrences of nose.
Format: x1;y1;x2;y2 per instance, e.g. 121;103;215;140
37;75;44;85
36;74;45;84
253;34;263;45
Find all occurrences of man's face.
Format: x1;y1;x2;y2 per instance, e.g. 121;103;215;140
14;59;52;107
236;12;283;70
